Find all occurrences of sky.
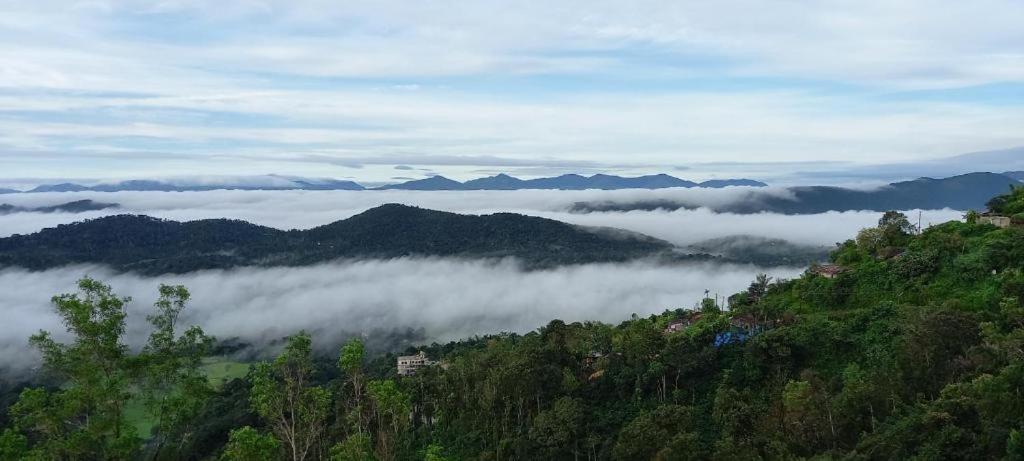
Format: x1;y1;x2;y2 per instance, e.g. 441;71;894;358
2;1;1024;182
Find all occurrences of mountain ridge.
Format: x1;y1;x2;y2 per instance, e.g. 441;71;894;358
571;172;1019;214
11;173;766;193
0;204;683;274
0;199;118;215
376;173;763;190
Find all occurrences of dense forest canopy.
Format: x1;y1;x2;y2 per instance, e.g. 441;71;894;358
0;204;678;274
2;187;1024;460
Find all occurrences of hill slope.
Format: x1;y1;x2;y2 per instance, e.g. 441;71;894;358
24;175;365;193
0;199;118;215
572;172;1018;214
390;188;1024;460
0;204;674;274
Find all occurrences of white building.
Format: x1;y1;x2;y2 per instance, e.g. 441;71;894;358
397;351;435;376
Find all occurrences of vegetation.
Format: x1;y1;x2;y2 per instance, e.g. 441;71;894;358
3;188;1024;459
0;204;675;274
0;199;118;215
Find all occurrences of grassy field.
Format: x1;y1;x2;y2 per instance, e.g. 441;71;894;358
200;357;251;388
125;357;251;437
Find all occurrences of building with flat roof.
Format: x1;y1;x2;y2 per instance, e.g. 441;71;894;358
397;351;435;376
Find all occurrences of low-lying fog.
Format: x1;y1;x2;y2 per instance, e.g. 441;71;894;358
0;259;802;373
0;188;967;374
0;188;964;247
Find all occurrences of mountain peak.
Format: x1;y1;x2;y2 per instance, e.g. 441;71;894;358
376;175;465;190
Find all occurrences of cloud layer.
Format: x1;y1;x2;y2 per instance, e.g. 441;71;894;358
0;189;966;247
0;259;802;373
1;1;1023;179
0;188;970;373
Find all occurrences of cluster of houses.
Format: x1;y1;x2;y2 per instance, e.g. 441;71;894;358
664;311;705;334
662;310;777;348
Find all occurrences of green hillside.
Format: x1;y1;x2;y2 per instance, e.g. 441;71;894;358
2;188;1023;460
0;204;675;274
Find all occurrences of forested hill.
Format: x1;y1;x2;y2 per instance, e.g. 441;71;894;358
4;190;1024;460
0;199;118;215
572;172;1018;214
389;190;1024;459
0;204;674;274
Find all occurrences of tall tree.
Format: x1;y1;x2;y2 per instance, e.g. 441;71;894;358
250;332;332;461
339;338;368;434
8;277;138;460
221;426;281;461
366;380;411;461
139;284;215;459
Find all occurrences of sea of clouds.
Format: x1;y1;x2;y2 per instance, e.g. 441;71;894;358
0;259;802;373
0;187;964;246
0;188;966;373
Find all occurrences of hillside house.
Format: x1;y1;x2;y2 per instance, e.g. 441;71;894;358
810;264;845;279
979;214;1012;228
664;312;704;334
714;314;774;348
397;351;436;376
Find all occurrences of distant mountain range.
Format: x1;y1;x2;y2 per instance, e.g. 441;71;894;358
377;174;766;190
0;199;118;215
23;176;365;193
0;204;693;274
571;172;1020;214
7;173;765;193
783;146;1024;183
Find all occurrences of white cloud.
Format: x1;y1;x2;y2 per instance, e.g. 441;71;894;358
0;1;1022;179
0;259;803;373
0;189;965;246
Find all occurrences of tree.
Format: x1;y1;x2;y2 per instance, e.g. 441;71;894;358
250;333;332;461
339;338;368;433
879;210;915;235
9;277;139;460
878;210;915;249
366;379;411;461
330;433;375;461
139;284;215;459
700;297;721;315
748;273;773;304
221;426;280;461
856;227;884;255
988;193;1011;214
832;363;878;440
0;428;27;459
1009;429;1024;460
529;397;583;460
423;443;451;461
781;378;834;453
612;405;702;460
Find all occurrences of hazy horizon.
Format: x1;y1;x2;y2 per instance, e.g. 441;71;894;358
2;1;1023;181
